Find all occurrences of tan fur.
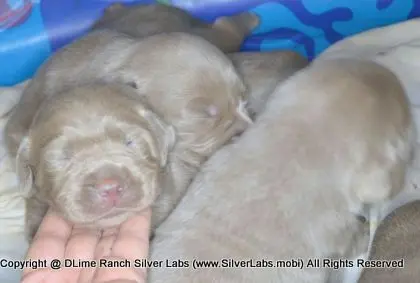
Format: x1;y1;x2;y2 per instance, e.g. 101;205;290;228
92;3;259;53
18;83;175;240
358;200;420;283
148;58;415;282
228;51;309;118
5;32;253;237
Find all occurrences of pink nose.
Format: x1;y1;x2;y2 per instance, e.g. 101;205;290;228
96;178;123;206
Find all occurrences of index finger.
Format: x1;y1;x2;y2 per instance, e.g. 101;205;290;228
91;209;151;283
23;209;73;276
112;209;151;260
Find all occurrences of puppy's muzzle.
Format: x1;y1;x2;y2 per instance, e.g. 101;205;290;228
84;165;133;207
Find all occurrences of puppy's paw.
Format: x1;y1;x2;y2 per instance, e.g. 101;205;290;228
213;12;260;38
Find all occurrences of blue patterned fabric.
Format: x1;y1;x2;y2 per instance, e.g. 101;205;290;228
0;0;419;86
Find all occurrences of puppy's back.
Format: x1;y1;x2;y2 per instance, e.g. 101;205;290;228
149;58;414;282
93;4;205;37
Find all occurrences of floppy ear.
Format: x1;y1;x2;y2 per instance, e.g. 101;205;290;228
137;106;176;167
16;135;35;197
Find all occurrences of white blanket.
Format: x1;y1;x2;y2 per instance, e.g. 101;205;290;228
0;81;29;283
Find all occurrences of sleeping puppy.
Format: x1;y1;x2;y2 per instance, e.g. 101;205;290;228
228;51;309;118
148;58;415;282
18;83;175;240
358;200;420;283
4;32;251;159
151;49;309;228
92;3;259;53
5;32;252;235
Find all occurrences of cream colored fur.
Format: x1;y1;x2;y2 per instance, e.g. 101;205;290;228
148;58;415;283
5;32;256;237
229;51;308;118
17;83;175;239
92;3;259;53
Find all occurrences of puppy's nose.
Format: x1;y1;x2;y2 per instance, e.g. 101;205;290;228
96;178;123;205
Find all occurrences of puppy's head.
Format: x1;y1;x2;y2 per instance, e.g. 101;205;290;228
176;68;251;159
124;33;252;164
17;84;175;228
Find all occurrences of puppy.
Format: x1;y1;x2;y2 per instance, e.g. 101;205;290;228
358;200;420;283
228;51;309;118
18;83;176;240
148;58;414;282
151;50;309;228
92;3;259;53
5;32;252;235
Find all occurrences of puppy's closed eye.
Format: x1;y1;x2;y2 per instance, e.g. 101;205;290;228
62;147;73;161
125;139;134;146
126;81;138;89
186;99;220;120
206;105;219;117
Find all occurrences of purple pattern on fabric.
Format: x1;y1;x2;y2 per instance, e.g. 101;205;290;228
377;0;394;10
279;1;353;45
245;27;314;57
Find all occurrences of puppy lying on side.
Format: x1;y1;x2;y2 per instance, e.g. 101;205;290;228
151;50;309;228
92;3;259;53
18;83;175;240
358;200;420;283
149;58;414;282
5;33;253;235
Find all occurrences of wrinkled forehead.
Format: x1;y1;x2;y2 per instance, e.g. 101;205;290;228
33;109;150;151
61;115;137;139
169;68;246;105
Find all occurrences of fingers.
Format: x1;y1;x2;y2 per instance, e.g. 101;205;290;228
22;208;151;283
78;227;120;283
92;209;151;283
23;209;73;277
64;226;103;283
91;256;145;283
113;209;151;261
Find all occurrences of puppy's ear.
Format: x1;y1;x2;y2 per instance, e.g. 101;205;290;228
137;106;176;167
16;136;35;197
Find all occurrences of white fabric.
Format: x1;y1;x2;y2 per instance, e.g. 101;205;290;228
0;81;29;283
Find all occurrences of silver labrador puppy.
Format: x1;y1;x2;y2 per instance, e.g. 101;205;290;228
149;58;415;282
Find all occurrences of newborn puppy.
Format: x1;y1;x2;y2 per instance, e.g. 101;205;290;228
358;200;420;283
228;51;309;118
18;83;175;240
92;3;259;53
149;58;414;282
5;32;252;232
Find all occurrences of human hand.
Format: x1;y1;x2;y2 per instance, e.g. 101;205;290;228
21;208;151;283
